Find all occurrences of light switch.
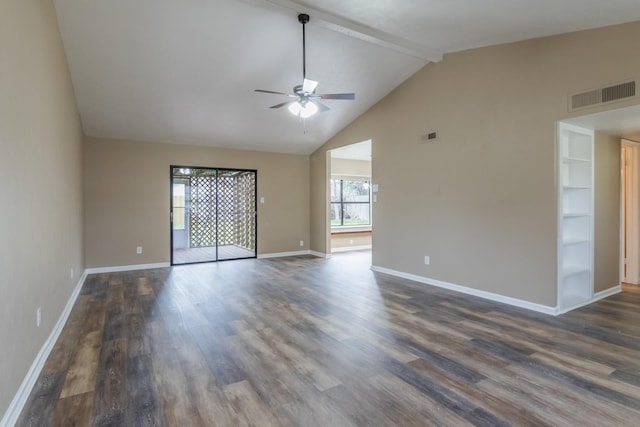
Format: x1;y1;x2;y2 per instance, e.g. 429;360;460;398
260;197;265;204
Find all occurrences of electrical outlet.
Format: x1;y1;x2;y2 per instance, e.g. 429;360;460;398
299;240;304;247
424;256;430;265
136;246;142;254
349;239;354;244
36;307;41;327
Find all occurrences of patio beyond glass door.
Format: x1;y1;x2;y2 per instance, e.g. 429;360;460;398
171;166;257;265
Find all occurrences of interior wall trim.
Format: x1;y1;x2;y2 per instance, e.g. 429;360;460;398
257;250;311;259
85;253;333;271
557;285;622;314
370;265;559;315
0;272;87;427
310;251;331;259
258;250;331;259
331;245;372;253
84;262;170;274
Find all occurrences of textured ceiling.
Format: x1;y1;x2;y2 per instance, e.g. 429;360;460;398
52;0;640;154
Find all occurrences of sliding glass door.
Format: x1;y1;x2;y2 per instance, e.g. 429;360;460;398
170;166;257;265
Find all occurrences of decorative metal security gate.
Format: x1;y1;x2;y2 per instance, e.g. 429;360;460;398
170;166;257;265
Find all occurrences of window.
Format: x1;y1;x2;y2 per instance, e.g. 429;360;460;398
330;179;371;226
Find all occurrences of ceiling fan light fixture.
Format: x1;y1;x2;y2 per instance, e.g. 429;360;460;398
288;101;318;118
254;13;354;120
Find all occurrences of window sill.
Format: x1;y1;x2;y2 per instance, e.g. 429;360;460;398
331;226;372;234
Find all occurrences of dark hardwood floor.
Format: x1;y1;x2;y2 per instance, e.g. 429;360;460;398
16;251;640;426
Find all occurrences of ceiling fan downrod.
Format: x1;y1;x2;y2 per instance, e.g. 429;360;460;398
298;13;310;81
253;12;355;118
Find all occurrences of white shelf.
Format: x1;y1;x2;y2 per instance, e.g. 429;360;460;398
563;185;590;190
563;212;590;218
558;123;594;311
562;237;589;246
560;293;591;311
563;156;590;163
563;265;590;277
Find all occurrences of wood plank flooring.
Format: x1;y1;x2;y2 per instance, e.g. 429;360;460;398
16;251;640;426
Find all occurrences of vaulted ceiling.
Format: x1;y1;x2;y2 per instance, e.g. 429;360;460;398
52;0;640;154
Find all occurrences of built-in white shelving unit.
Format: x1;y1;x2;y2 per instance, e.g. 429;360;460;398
557;123;594;311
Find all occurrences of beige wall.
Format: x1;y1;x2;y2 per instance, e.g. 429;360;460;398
311;151;330;254
0;0;84;418
332;232;372;250
331;158;372;178
594;132;621;293
312;22;640;307
84;137;310;267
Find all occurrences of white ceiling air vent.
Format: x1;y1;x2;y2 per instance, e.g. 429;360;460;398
569;79;637;111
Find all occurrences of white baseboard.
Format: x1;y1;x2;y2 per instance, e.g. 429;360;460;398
310;251;331;258
556;285;622;314
594;285;622;300
85;262;170;274
0;271;87;427
258;250;331;259
370;265;558;315
331;245;372;253
258;250;311;259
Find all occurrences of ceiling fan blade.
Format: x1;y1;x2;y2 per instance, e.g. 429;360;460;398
318;93;355;100
269;100;295;109
255;15;345;119
302;78;318;94
255;89;290;96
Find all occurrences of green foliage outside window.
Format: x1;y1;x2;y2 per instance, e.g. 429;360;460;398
330;179;371;226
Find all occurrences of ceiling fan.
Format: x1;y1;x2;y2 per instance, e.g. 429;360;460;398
255;13;355;119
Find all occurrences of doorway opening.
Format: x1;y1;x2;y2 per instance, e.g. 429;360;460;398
329;140;372;254
562;102;640;304
621;141;640;284
170;166;257;265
